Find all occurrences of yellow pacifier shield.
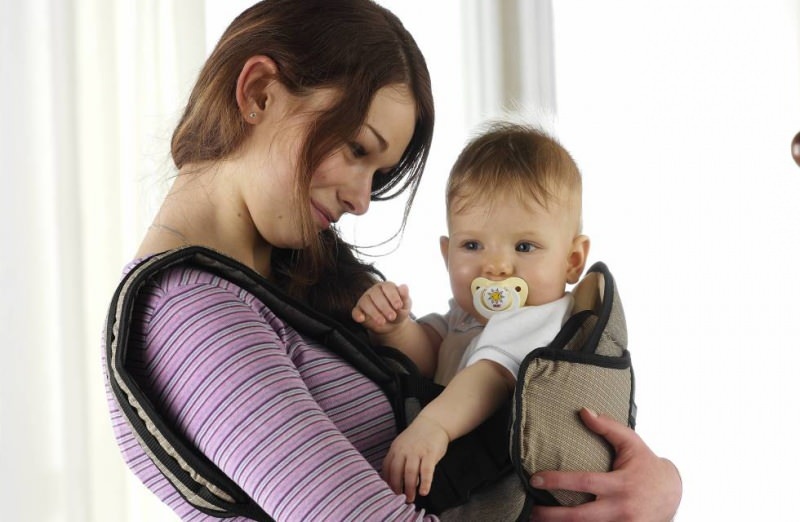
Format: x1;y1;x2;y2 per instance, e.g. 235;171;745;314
471;276;529;320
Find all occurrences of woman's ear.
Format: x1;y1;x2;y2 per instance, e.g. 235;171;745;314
566;234;590;284
235;55;279;123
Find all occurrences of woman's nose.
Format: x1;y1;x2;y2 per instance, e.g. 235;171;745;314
341;170;373;216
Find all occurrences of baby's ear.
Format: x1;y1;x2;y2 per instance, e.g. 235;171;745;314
566;235;590;284
439;236;450;269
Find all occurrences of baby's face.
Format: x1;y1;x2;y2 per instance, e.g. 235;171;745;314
440;194;580;324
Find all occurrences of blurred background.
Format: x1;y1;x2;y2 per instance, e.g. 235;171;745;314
2;1;798;520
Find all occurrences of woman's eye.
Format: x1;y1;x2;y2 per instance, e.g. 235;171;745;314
349;142;368;158
516;242;536;253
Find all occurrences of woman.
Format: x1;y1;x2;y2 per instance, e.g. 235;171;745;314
103;1;682;520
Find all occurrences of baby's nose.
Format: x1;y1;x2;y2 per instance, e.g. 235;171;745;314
484;256;512;277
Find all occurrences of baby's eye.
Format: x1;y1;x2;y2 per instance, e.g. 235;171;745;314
349;142;368;158
516;242;536;253
462;241;480;251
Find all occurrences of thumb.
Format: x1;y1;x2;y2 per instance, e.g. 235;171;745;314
397;284;412;311
578;407;639;455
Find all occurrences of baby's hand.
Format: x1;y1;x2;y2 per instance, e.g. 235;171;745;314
381;414;449;503
352;282;412;334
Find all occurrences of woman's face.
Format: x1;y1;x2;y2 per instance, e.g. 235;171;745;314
242;84;417;249
308;85;417;230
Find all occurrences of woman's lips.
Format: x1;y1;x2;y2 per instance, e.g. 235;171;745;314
311;201;335;229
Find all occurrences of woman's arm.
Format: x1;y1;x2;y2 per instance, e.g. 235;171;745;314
529;408;682;522
142;277;438;521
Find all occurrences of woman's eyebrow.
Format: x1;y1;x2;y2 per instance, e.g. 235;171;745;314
366;124;388;151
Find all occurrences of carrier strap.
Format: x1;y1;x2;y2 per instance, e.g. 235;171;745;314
105;246;402;520
106;248;276;519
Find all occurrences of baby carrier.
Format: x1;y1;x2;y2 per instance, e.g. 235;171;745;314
105;246;635;521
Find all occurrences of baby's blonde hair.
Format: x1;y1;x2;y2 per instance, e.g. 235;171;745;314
446;121;583;232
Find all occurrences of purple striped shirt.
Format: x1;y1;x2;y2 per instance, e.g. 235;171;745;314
103;259;437;521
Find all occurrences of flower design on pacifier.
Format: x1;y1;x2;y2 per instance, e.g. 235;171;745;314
471;276;529;320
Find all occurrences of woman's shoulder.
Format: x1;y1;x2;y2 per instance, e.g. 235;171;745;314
124;254;236;291
121;250;271;319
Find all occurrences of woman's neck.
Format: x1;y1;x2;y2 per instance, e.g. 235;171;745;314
137;164;273;277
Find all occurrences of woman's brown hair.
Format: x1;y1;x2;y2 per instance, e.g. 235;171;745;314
170;0;434;321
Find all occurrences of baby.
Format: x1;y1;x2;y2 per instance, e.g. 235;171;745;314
352;121;589;502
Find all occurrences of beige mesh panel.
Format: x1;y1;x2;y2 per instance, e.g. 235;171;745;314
517;358;631;506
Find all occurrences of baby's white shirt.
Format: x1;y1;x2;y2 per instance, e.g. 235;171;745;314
460;293;573;379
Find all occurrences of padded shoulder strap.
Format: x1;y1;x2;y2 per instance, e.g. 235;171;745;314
104;246;400;519
510;261;636;515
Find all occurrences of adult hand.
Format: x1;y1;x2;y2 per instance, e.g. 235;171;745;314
529;408;682;522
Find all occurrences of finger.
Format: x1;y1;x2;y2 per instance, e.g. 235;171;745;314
373;290;400;321
403;457;421;502
417;455;435;497
381;282;405;306
351;305;367;323
397;284;412;312
578;407;642;455
377;284;405;319
357;297;388;327
382;452;403;495
530;469;620;498
380;451;391;484
357;286;396;323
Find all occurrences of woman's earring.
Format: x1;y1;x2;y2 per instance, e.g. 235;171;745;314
249;112;257;119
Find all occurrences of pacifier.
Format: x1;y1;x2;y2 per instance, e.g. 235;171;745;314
471;276;529;320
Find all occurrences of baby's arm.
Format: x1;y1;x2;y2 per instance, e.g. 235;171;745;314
352;281;440;377
382;359;515;502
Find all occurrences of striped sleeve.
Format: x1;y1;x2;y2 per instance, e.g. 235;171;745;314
127;267;437;521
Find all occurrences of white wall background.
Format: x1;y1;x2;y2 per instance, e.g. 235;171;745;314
1;1;798;521
552;3;800;520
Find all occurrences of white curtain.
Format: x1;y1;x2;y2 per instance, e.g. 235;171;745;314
461;0;556;128
1;1;204;520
